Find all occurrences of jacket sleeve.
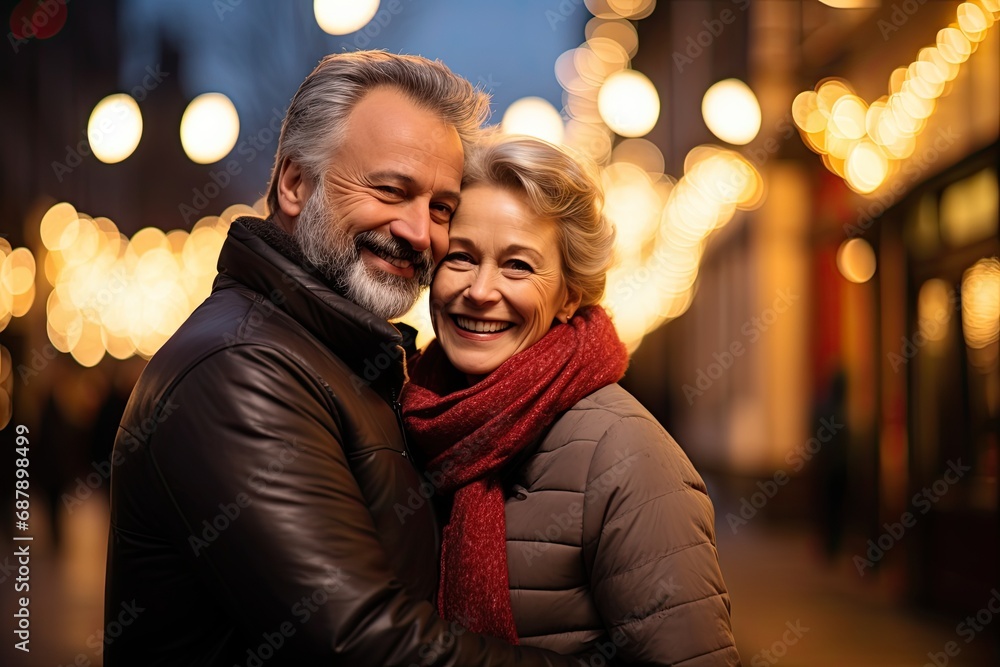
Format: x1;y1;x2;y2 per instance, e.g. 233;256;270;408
148;344;589;666
582;416;741;667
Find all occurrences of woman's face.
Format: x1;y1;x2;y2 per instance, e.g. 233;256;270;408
430;185;580;380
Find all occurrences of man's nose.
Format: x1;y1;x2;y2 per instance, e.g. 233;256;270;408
388;203;432;252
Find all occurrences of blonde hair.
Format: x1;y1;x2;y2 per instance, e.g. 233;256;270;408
462;135;615;307
266;51;490;215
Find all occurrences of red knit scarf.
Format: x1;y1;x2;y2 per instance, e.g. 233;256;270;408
400;306;628;643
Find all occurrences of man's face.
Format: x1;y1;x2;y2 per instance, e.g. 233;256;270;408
293;87;464;320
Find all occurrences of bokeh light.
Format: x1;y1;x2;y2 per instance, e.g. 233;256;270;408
792;1;998;196
180;93;240;164
961;258;1000;349
501;97;565;145
918;278;953;343
32;202;244;363
597;69;660;137
701;79;762;145
88;94;143;164
314;0;380;35
837;238;877;283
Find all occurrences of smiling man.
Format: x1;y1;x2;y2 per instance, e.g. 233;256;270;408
104;52;593;666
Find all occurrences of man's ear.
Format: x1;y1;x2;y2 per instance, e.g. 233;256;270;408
276;158;313;223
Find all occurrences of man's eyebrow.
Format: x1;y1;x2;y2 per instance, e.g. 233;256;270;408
369;171;460;200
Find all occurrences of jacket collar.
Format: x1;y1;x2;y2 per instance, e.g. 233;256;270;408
215;216;410;401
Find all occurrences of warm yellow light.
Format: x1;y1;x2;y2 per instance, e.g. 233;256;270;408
563;120;614;163
180;93;240;164
701;79;761;145
10;285;34;317
918;278;953;343
792;91;827;133
39;202;79;251
937;27;973;63
958;2;993;41
610;138;664;175
816;79;855;115
586;17;639;57
88;94;143;164
1;248;36;296
313;0;379;35
941;168;999;246
837;238;877;283
606;0;656;20
501;97;565;145
819;0;878;6
130;227;170;256
845;141;889;194
597;69;660;137
961;258;1000;348
829;95;867;140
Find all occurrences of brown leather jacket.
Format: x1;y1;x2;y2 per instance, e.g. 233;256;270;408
104;217;590;666
505;384;741;666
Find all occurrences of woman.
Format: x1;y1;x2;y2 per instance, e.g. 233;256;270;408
401;136;739;666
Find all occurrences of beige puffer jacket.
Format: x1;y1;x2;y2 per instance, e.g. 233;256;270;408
505;384;740;666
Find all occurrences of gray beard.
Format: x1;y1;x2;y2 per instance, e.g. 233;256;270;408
292;181;433;320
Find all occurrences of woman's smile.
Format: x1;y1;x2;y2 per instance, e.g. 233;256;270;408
429;184;579;380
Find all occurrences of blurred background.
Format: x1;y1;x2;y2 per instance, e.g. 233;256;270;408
0;0;998;665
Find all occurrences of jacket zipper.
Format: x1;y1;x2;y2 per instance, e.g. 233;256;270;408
389;387;414;460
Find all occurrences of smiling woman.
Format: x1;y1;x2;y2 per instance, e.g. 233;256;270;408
401;136;740;665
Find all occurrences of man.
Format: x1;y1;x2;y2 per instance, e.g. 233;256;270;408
104;52;589;666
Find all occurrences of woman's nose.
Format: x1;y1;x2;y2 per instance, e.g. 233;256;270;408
466;267;501;305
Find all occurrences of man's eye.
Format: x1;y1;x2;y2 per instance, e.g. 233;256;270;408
431;203;455;217
376;186;403;196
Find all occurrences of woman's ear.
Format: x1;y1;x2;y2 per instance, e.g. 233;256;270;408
276;158;313;221
556;286;583;323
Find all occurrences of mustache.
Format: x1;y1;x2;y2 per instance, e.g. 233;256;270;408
355;231;433;276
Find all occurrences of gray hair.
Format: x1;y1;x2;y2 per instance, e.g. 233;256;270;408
266;51;491;215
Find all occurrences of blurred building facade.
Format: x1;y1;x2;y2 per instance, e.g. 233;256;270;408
624;0;999;623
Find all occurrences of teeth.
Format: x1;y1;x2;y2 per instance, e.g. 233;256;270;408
455;316;512;333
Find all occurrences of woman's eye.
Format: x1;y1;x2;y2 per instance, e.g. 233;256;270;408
444;252;473;265
507;260;534;273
